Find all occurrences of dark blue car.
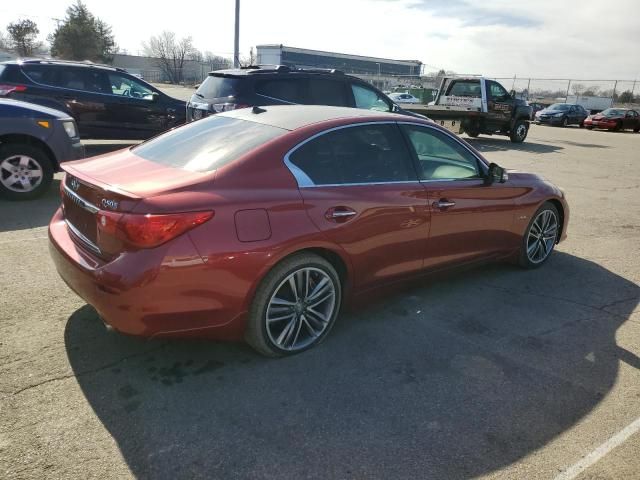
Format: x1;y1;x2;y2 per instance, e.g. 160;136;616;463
0;98;84;200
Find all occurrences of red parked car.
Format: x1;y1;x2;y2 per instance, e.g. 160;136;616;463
584;108;640;132
49;105;569;356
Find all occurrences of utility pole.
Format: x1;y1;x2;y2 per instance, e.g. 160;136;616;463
233;0;240;68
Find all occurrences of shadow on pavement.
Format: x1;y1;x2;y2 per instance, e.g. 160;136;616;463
0;178;61;232
466;137;563;154
65;252;639;479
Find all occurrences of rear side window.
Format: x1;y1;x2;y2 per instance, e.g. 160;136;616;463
447;81;481;97
255;79;305;104
288;124;416;185
307;79;347;106
22;65;60;87
132;116;286;172
196;75;240;99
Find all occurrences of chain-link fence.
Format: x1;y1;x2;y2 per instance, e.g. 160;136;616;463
381;74;639;108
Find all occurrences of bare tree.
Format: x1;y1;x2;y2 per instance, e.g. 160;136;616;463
0;31;10;50
581;86;600;96
239;47;256;67
571;83;585;95
143;31;195;84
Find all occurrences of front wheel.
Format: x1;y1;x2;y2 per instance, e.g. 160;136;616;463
0;143;54;200
561;117;568;127
246;253;342;357
518;202;560;269
509;120;528;143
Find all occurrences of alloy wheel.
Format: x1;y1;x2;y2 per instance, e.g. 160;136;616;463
0;155;44;193
265;267;337;352
526;209;558;264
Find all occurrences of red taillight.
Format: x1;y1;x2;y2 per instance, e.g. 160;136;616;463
97;211;213;249
0;84;27;96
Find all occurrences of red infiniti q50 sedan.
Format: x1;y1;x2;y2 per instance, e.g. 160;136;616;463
49;105;569;356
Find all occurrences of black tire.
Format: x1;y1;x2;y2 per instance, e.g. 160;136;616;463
0;143;54;200
518;202;560;269
561;117;568;127
464;123;480;138
614;121;622;132
633;127;640;133
509;120;528;143
586;126;594;130
579;120;585;128
245;252;342;357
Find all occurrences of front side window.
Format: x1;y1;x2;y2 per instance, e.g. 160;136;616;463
255;79;305;104
288;124;416;185
351;84;391;112
108;73;154;99
489;81;509;99
402;125;482;181
133;115;286;172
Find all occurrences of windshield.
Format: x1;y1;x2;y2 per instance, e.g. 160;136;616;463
601;108;626;116
548;104;572;111
196;75;240;99
132;115;286;172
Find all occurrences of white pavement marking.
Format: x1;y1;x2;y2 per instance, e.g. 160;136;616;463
554;415;640;480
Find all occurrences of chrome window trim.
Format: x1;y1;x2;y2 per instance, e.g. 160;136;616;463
63;184;99;213
65;220;101;255
255;92;297;105
283;120;489;188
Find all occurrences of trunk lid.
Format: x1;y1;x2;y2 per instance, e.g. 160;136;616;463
60;148;213;258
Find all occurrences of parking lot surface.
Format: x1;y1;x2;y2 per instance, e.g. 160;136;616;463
1;124;639;479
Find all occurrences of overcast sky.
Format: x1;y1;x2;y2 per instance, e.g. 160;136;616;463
2;0;639;80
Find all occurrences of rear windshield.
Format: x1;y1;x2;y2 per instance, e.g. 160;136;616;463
132;115;286;172
196;75;240;99
602;108;625;115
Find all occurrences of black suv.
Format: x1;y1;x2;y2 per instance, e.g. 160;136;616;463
0;60;186;140
187;65;416;121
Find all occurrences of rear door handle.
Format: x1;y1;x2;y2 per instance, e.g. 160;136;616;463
433;199;456;209
325;207;357;222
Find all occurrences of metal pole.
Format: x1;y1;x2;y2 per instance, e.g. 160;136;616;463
233;0;240;68
631;79;636;98
526;78;531;100
612;80;618;106
565;80;571;102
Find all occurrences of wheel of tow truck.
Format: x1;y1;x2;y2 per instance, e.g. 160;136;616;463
509;120;528;143
464;125;480;138
0;143;54;201
561;117;568;127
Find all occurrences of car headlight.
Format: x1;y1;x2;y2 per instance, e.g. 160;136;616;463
62;120;78;138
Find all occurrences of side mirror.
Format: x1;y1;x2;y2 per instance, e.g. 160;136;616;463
391;103;400;113
194;84;200;89
485;162;508;185
150;92;160;102
509;89;516;98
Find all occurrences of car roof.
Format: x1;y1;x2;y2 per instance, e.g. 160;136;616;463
220;105;409;131
0;98;71;119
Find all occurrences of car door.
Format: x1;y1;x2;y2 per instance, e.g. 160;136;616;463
400;123;520;269
103;72;169;139
286;122;429;289
486;80;514;128
306;78;350;107
623;110;636;129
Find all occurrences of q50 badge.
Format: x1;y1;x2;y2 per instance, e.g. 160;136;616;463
101;198;119;210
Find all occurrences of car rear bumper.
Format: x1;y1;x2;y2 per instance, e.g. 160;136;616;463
48;207;246;340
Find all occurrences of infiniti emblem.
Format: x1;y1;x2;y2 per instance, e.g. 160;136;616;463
70;177;80;191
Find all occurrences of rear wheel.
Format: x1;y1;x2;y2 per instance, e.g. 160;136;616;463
614;121;622;132
518;202;560;269
633;126;639;133
246;253;342;357
464;122;480;138
561;117;568;127
0;143;54;200
586;126;594;130
509;120;528;143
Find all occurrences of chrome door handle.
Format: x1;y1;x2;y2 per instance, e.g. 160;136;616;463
325;207;357;222
328;210;357;218
434;200;456;209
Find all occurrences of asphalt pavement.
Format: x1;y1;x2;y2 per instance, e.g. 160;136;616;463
1;124;639;480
